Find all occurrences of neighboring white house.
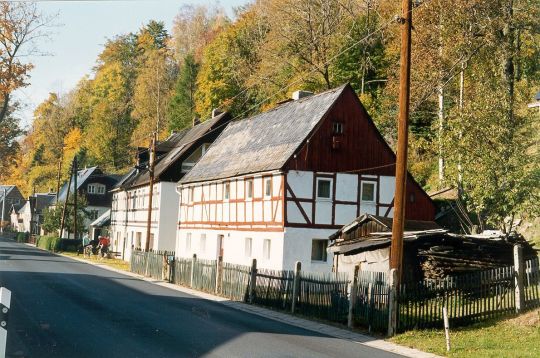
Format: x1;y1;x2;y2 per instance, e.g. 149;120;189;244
0;185;24;230
11;193;56;234
110;112;232;261
176;84;435;272
51;167;121;238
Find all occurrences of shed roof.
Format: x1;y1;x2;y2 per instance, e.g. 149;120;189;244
180;85;348;184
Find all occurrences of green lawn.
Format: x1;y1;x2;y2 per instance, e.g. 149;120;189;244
390;310;540;357
60;251;130;272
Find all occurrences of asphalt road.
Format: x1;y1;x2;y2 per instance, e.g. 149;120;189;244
0;237;403;358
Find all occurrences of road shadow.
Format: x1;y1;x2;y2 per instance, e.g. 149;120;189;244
0;239;398;358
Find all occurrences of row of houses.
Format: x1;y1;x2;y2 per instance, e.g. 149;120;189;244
5;167;120;237
109;84;436;272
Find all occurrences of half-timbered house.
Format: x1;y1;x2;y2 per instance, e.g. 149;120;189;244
110;112;231;260
176;84;435;272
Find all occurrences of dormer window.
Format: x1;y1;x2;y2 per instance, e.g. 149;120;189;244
333;122;344;135
87;183;106;195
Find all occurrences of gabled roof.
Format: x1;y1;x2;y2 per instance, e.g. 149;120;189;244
32;193;57;213
121;112;231;189
180;85;348;184
0;185;15;198
90;209;111;228
56;167;100;203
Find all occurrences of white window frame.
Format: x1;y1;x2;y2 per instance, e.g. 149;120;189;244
246;179;253;200
199;234;206;254
224;182;230;200
186;233;192;252
88;183;106;195
264;178;272;198
316;178;333;200
263;239;271;260
245;237;252;258
332;122;344;135
360;181;377;203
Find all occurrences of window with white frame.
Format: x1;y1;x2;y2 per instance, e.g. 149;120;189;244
186;233;192;252
224;182;230;200
245;238;252;257
361;181;376;202
264;178;272;198
316;178;332;200
87;183;106;195
188;187;194;203
263;239;271;260
246;179;253;199
199;234;206;253
311;239;328;262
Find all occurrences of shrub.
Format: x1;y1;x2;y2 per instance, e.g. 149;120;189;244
37;235;61;252
16;232;28;243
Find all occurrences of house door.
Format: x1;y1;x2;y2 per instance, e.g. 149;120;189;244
217;234;224;258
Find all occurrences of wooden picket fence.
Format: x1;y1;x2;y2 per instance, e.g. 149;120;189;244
352;271;389;333
220;263;251;300
397;265;516;331
129;252;540;335
524;257;540;309
252;268;294;311
173;257;192;286
296;272;350;324
129;250;147;276
192;258;217;293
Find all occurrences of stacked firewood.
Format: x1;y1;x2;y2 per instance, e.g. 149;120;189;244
415;233;537;280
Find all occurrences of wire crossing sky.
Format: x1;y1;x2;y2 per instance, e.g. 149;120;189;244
13;0;249;127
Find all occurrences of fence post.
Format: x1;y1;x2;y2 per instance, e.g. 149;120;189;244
215;256;223;294
387;268;398;337
514;244;525;313
0;287;11;358
190;254;197;288
291;261;302;314
347;265;360;328
249;258;257;304
162;251;168;281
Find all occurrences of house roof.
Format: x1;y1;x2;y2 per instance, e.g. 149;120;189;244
56;167;100;203
329;213;442;241
120;112;231;189
90;209;111;228
180;85;348;184
32;193;57;213
0;185;15;198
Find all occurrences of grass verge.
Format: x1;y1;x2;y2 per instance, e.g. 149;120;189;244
60;251;130;272
389;309;540;358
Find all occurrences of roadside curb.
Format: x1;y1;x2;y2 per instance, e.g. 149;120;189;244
29;245;439;358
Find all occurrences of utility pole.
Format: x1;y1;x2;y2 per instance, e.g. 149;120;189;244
144;133;157;252
60;160;75;239
73;157;78;240
55;153;63;206
390;0;413;281
0;188;6;234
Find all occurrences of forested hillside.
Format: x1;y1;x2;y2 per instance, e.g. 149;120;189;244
1;0;538;233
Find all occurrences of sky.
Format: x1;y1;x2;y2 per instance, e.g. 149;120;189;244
14;0;249;128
